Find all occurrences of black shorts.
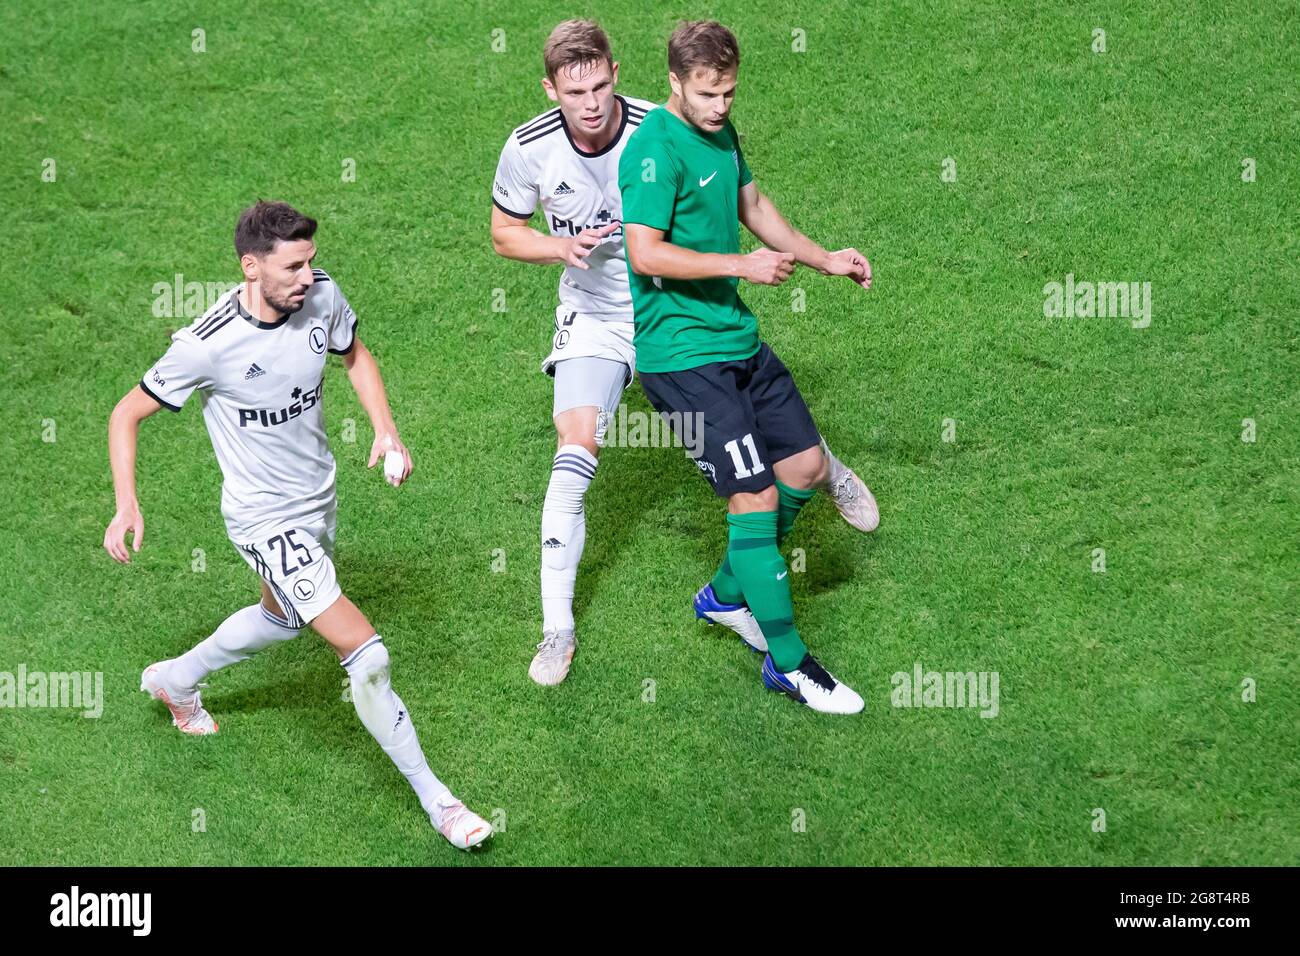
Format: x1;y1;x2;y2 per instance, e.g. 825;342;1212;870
639;342;821;497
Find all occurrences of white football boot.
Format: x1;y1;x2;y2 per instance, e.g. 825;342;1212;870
434;798;492;850
140;659;219;735
529;628;576;686
693;583;768;653
762;652;864;715
821;439;879;533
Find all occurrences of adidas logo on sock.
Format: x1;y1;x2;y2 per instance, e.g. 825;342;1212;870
553;181;575;195
542;537;564;549
244;363;266;380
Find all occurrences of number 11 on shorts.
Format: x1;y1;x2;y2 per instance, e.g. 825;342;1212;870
725;433;766;479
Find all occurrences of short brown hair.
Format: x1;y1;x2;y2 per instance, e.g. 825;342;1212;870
543;19;612;81
668;20;740;79
234;201;317;258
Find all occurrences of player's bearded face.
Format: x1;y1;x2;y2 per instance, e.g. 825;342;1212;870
677;68;736;132
253;240;316;315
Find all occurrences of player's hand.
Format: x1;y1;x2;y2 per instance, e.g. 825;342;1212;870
561;223;620;270
368;432;413;486
104;504;144;564
741;249;796;285
824;247;872;290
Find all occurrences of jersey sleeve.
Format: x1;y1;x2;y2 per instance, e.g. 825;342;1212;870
618;132;680;232
730;122;753;187
327;281;359;355
492;135;539;220
140;332;213;412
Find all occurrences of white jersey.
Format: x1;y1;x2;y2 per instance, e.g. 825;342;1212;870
140;271;358;543
492;94;657;319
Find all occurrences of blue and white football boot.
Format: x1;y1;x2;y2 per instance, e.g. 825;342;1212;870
762;652;864;714
693;583;768;653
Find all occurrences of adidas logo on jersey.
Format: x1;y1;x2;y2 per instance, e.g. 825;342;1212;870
244;363;266;380
552;181;575;195
542;537;564;549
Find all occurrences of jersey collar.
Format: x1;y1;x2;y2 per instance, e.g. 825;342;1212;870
235;287;291;330
559;94;628;159
661;104;731;145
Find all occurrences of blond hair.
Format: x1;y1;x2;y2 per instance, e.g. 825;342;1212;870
543;19;613;80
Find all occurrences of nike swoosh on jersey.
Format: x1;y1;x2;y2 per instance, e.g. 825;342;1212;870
777;571;788;580
699;171;718;187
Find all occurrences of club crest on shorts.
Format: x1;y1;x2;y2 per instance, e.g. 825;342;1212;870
293;579;316;601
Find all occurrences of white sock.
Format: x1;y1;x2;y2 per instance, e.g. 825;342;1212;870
169;603;299;691
342;636;450;819
541;444;597;633
821;442;843;489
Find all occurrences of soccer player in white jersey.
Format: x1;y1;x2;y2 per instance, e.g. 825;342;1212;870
490;19;656;686
103;201;491;852
490;20;880;686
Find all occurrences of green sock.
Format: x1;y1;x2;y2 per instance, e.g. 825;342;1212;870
710;553;745;605
714;482;816;599
776;480;816;547
726;510;807;672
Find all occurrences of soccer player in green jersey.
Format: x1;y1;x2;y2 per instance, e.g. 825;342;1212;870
618;21;876;714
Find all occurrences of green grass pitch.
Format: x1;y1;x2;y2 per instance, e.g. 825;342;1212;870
0;1;1295;865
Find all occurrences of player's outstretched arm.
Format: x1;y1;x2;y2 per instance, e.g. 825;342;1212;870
737;182;872;290
340;338;413;486
490;205;618;270
624;223;794;285
104;386;163;563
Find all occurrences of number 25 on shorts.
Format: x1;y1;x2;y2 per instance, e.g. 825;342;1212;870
267;530;314;577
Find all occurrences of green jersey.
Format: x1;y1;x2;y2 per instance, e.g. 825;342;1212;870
618;106;757;373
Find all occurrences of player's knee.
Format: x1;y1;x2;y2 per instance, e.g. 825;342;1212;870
347;640;390;689
731;485;779;512
554;405;603;458
809;449;830;487
557;430;600;457
782;449;827;490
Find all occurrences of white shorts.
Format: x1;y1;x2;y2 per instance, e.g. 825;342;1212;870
542;307;635;378
233;508;341;628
